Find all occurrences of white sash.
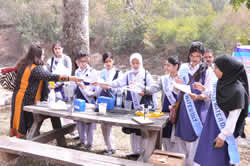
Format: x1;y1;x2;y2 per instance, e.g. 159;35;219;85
161;76;176;105
128;72;142;110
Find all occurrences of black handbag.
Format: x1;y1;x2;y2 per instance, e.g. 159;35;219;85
140;70;153;108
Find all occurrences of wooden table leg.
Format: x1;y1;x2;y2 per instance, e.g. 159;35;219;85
27;114;47;140
137;129;158;162
155;129;162;150
50;117;67;147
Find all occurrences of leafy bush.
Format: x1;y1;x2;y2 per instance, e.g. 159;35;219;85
0;0;62;43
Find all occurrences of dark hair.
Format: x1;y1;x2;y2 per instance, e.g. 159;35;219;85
187;42;208;81
102;52;113;63
167;56;180;70
204;48;213;54
76;50;88;60
189;41;205;55
51;41;62;55
16;43;44;72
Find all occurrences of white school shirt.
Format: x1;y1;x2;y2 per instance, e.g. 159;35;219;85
146;74;178;93
74;65;99;99
218;109;242;141
109;69;151;89
166;74;179;94
146;74;179;106
178;63;214;100
109;69;157;109
102;68;117;83
97;68;123;96
46;54;72;76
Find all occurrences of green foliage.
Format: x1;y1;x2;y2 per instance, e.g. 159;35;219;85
0;0;62;43
230;0;250;10
98;0;249;57
102;0;151;53
0;0;249;59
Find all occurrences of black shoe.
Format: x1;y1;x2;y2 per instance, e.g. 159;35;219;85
83;144;92;151
73;136;80;140
103;149;116;155
73;142;85;148
126;153;140;160
241;132;246;138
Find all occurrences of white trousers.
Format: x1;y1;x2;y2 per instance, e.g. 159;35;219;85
162;125;180;153
174;137;200;166
61;118;74;126
101;124;115;150
77;122;96;146
162;138;180;152
130;133;147;154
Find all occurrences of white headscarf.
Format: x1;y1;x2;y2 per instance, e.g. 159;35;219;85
129;53;144;73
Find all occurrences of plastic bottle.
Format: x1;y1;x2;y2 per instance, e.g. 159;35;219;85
116;89;122;107
48;88;56;104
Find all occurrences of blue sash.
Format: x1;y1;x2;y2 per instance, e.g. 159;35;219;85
179;65;203;136
211;81;240;165
161;76;176;105
100;70;106;81
128;72;142;110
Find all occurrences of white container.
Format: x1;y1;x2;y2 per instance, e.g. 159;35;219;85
48;89;56;104
98;103;107;114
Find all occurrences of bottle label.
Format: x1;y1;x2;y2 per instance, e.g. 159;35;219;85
116;97;122;107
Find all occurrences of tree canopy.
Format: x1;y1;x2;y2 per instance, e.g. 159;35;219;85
230;0;250;10
0;0;249;59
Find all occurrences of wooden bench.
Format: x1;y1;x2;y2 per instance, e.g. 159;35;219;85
0;136;152;166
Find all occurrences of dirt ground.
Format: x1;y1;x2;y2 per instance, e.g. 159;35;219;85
0;87;249;166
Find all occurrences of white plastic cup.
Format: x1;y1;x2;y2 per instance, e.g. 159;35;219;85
98;103;107;114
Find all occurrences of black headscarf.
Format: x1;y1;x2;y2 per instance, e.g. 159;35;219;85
215;54;249;137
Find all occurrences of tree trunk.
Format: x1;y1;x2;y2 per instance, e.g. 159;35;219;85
63;0;89;71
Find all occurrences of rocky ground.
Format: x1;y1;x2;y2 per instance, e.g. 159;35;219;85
0;86;249;166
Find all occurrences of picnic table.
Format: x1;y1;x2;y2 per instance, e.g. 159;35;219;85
23;105;169;162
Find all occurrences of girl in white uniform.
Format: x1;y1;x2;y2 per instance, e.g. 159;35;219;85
46;41;74;128
145;56;181;152
98;52;123;155
74;50;99;150
96;53;157;158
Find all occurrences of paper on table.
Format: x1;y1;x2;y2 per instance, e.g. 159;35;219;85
132;116;153;125
173;82;191;94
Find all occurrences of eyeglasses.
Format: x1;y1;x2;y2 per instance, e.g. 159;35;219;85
190;55;201;58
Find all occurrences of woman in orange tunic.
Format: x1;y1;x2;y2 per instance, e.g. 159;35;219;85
10;44;82;138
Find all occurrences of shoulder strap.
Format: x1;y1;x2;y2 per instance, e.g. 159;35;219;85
126;73;129;85
63;55;68;68
50;57;54;72
144;70;147;92
113;69;120;81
